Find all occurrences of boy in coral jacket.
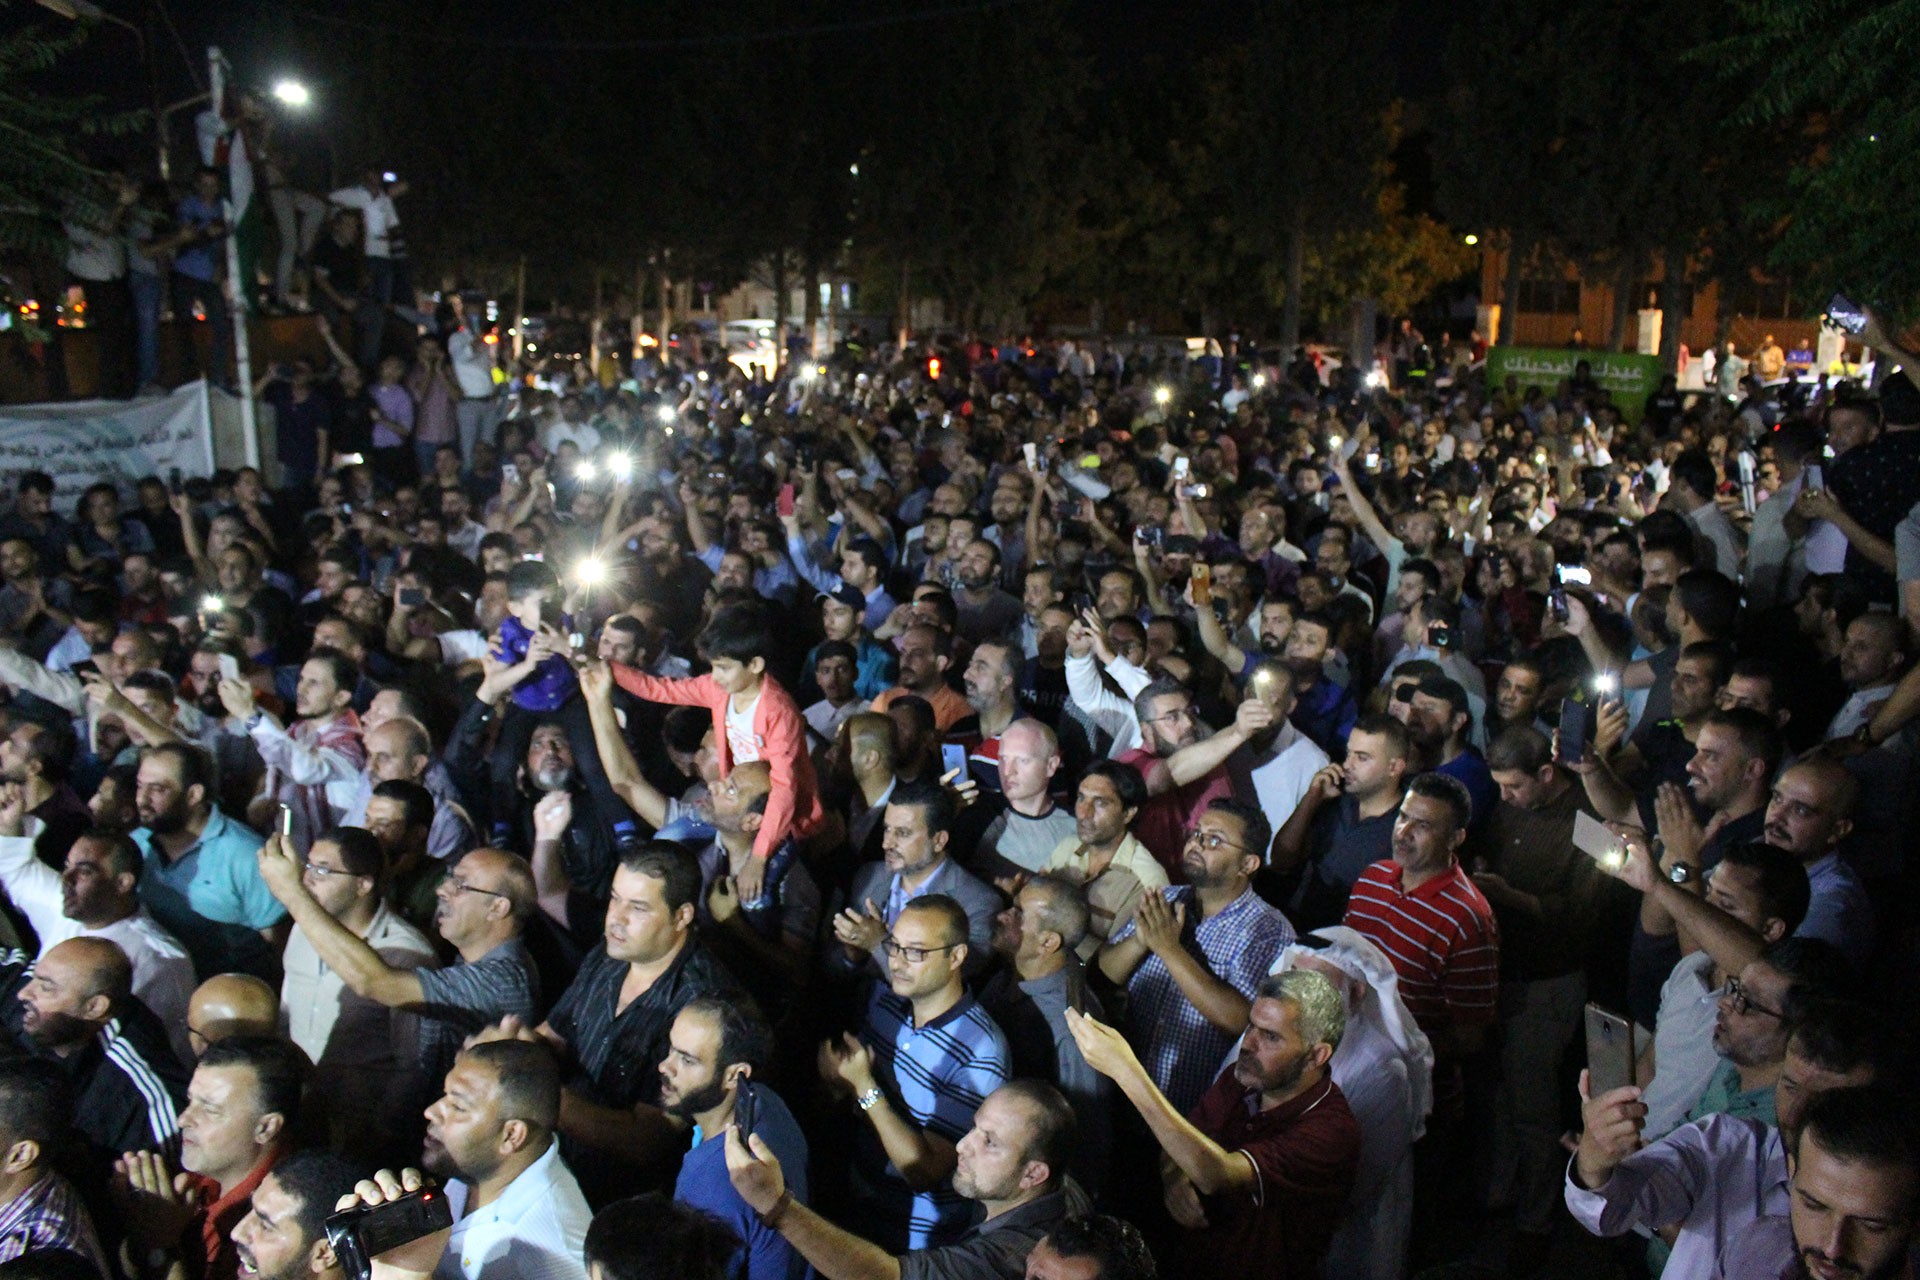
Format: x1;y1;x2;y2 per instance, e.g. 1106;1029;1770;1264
610;602;823;902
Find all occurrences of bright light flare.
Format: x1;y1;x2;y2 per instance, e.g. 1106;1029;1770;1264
271;79;311;108
1363;369;1387;389
1251;373;1267;389
576;461;596;480
575;558;607;587
656;405;675;423
1153;386;1172;405
606;454;632;480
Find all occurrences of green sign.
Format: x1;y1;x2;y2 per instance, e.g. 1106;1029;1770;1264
1486;346;1665;424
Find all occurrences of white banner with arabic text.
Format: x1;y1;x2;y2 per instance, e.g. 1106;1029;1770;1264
0;381;214;497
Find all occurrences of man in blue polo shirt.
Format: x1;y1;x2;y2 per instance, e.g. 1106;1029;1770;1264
130;742;284;980
660;995;809;1280
821;894;1010;1252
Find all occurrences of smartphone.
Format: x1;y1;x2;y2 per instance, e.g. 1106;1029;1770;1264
777;484;795;518
1573;810;1626;870
502;462;521;487
734;1080;758;1142
398;587;426;609
1805;463;1824;491
325;1187;454;1280
1172;456;1191;483
341;453;366;466
1826;291;1867;335
1584;1004;1638;1097
1191;562;1212;593
70;659;99;679
1429;620;1451;649
940;742;969;779
217;653;241;683
1365;451;1381;469
381;170;398;184
167;467;183;497
1557;696;1594;765
1023;442;1038;470
277;804;294;838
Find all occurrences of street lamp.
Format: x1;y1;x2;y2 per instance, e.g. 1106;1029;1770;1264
271;79;311;108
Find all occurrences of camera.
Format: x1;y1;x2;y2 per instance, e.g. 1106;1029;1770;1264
324;1189;453;1280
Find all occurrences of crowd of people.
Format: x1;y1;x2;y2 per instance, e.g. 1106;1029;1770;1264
0;294;1916;1280
56;86;422;402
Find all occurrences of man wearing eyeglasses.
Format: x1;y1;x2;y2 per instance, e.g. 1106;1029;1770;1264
1115;677;1275;878
256;837;538;1080
1568;996;1880;1280
1097;798;1295;1113
820;895;1010;1253
273;826;434;1163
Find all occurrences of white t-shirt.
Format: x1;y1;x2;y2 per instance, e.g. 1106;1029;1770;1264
726;693;762;764
328;186;400;257
449;329;496;399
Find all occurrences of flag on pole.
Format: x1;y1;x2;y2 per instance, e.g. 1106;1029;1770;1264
205;52;264;313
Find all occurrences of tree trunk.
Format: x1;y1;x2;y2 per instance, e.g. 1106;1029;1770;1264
1279;199;1307;355
771;252;787;370
1658;248;1693;373
803;254;821;361
897;258;912;351
1499;231;1530;347
1608;255;1636;352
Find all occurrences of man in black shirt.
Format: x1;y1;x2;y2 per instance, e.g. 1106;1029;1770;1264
486;842;733;1206
2;938;186;1183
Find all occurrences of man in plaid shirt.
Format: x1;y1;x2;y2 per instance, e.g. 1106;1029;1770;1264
1098;798;1296;1112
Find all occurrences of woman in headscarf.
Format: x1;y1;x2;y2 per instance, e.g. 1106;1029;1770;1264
1267;926;1435;1280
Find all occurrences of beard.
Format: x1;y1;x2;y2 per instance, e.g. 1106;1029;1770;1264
139;798;191;836
660;1075;730;1122
530;765;573;793
1236;1047;1310;1096
21;1008;92;1051
420;1132;462;1180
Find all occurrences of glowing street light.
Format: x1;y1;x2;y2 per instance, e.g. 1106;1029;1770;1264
1463;233;1480;246
272;79;311;108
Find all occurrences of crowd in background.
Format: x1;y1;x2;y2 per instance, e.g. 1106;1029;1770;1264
0;296;1916;1280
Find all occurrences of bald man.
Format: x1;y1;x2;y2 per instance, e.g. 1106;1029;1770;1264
1763;757;1876;966
341;715;477;862
836;711;901;867
973;719;1078;881
186;973;280;1058
3;937;185;1168
694;761;820;993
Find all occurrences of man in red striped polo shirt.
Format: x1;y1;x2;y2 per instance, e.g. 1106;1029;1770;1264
1342;771;1499;1057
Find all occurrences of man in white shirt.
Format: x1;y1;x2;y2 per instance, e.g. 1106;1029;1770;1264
0;798;194;1060
803;641;869;752
220;649;366;846
423;1040;591;1280
280;826;435;1162
1826;613;1906;741
447;316;499;466
1230;659;1329;832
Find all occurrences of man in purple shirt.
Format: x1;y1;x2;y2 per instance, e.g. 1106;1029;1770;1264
1566;1001;1883;1278
1711;1084;1919;1280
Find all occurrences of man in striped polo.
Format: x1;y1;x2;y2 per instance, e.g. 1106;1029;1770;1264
819;894;1010;1253
1343;771;1499;1057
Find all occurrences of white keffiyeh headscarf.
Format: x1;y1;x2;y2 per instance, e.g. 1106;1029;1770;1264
1272;926;1435;1141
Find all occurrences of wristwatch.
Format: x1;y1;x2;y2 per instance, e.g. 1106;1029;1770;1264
856;1086;884;1112
1667;862;1698;886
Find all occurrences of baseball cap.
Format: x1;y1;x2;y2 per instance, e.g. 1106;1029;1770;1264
817;585;865;611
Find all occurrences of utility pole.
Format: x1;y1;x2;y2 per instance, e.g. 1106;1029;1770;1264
208;47;259;468
512;256;527;360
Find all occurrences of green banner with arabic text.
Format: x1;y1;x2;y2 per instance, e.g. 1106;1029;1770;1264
1486;346;1664;424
